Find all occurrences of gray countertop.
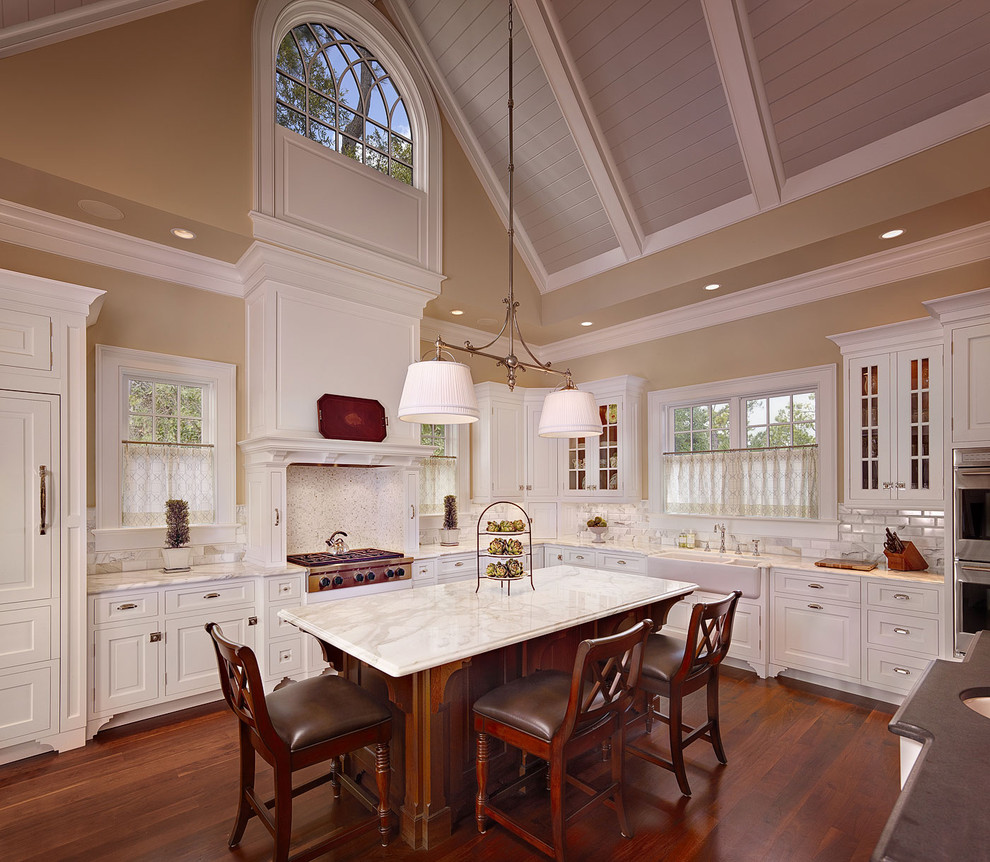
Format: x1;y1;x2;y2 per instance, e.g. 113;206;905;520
872;630;990;861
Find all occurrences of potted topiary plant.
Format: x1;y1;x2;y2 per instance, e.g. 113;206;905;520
440;494;459;546
162;498;192;572
587;515;608;543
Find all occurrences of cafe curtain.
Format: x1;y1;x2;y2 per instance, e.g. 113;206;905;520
419;455;456;516
664;445;818;519
121;441;216;526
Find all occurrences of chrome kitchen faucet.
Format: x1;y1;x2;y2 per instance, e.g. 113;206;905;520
714;524;726;554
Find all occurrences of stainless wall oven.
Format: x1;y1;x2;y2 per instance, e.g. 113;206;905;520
953;447;990;653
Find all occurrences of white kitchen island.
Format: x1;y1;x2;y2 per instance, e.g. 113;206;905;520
279;565;695;849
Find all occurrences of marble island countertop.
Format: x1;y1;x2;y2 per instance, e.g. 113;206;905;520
278;565;696;678
873;630;990;861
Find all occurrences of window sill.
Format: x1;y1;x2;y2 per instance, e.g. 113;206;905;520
650;513;839;541
92;524;239;553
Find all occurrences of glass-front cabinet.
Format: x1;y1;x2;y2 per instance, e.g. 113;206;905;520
561;377;645;502
829;320;943;506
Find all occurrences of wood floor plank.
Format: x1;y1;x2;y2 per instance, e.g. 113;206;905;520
0;669;901;861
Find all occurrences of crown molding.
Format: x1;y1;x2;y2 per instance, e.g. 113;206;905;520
0;0;206;59
539;220;990;364
0;198;244;296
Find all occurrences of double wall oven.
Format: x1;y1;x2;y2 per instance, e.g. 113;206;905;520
954;446;990;653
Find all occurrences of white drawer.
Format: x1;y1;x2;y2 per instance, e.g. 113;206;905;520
866;581;939;614
0;665;54;744
0;606;52;669
774;570;860;603
596;551;646;574
267;635;305;679
266;603;300;639
413;560;436;585
93;591;160;624
866;609;940;657
866;648;932;695
267;575;302;603
437;555;474;576
164;581;255;615
562;548;595;567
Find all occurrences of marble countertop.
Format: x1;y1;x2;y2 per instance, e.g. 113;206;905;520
87;561;305;594
278;565;696;678
873;631;990;861
416;541;942;584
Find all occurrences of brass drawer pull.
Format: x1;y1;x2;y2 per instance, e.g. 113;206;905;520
893;627;911;635
807;583;824;589
893;593;910;601
893;667;911;675
576;555;585;560
807;603;824;610
454;561;463;567
117;603;138;611
204;592;221;599
617;560;626;565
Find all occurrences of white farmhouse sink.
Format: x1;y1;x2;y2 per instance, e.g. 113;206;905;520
647;552;764;598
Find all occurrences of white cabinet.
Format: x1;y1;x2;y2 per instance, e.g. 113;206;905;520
663;591;764;671
830;321;943;506
862;578;940;696
436;552;475;584
262;574;306;682
771;569;862;681
0;277;101;762
471;384;523;503
523;394;558;499
560;376;645;502
412;558;436;586
89;578;259;735
950;321;990;443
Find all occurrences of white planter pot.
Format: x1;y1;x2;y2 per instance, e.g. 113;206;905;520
161;546;192;572
439;529;460;547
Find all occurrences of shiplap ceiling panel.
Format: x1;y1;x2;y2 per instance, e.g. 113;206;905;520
748;0;990;176
406;0;618;275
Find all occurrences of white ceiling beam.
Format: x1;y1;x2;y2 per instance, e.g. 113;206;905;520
515;0;644;260
382;0;550;293
700;0;783;210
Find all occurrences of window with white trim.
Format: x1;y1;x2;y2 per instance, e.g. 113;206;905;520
95;346;237;551
276;22;414;185
419;423;457;517
649;366;837;526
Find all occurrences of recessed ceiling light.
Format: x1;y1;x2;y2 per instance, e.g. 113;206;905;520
170;227;196;240
880;229;904;239
78;199;124;220
581;321;593;327
450;309;464;316
704;283;720;291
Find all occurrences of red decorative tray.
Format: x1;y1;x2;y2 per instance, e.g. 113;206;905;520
317;394;387;442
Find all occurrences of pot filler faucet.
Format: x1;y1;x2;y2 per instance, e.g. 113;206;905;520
714;524;727;554
326;531;349;555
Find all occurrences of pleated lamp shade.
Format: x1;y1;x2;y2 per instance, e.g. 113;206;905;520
398;359;480;424
538;387;602;438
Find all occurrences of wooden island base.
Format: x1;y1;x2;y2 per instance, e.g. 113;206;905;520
317;595;686;849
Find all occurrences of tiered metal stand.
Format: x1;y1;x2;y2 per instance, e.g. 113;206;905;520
476;501;534;595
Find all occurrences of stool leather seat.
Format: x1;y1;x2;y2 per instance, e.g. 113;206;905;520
266;674;391;752
640;632;688;683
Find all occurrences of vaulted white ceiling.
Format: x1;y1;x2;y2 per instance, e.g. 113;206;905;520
2;0;990;350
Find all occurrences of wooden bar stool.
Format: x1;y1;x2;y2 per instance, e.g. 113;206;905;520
473;619;652;862
627;590;742;797
205;622;392;862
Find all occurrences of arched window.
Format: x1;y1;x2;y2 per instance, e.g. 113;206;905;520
275;23;414;186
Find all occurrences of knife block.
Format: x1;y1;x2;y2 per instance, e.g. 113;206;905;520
883;541;927;572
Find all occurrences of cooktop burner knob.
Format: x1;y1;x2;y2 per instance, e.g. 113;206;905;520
332;576;344;586
319;576;331;589
395;567;405;578
354;573;364;582
385;569;394;578
367;572;376;581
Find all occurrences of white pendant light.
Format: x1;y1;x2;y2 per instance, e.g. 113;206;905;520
538;383;602;438
398;358;479;424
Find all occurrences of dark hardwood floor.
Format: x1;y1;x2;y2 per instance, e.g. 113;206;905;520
0;667;900;861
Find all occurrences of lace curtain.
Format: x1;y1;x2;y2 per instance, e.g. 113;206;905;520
121;442;216;526
419;455;456;516
664;446;818;519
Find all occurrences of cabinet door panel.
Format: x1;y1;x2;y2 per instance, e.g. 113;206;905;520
893;349;942;501
0;309;51;371
0;665;54;744
772;597;860;679
847;355;892;502
0;606;52;669
952;322;990;443
165;610;256;697
93;622;161;714
0;393;56;603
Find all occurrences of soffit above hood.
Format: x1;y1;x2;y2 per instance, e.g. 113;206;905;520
239;435;434;468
